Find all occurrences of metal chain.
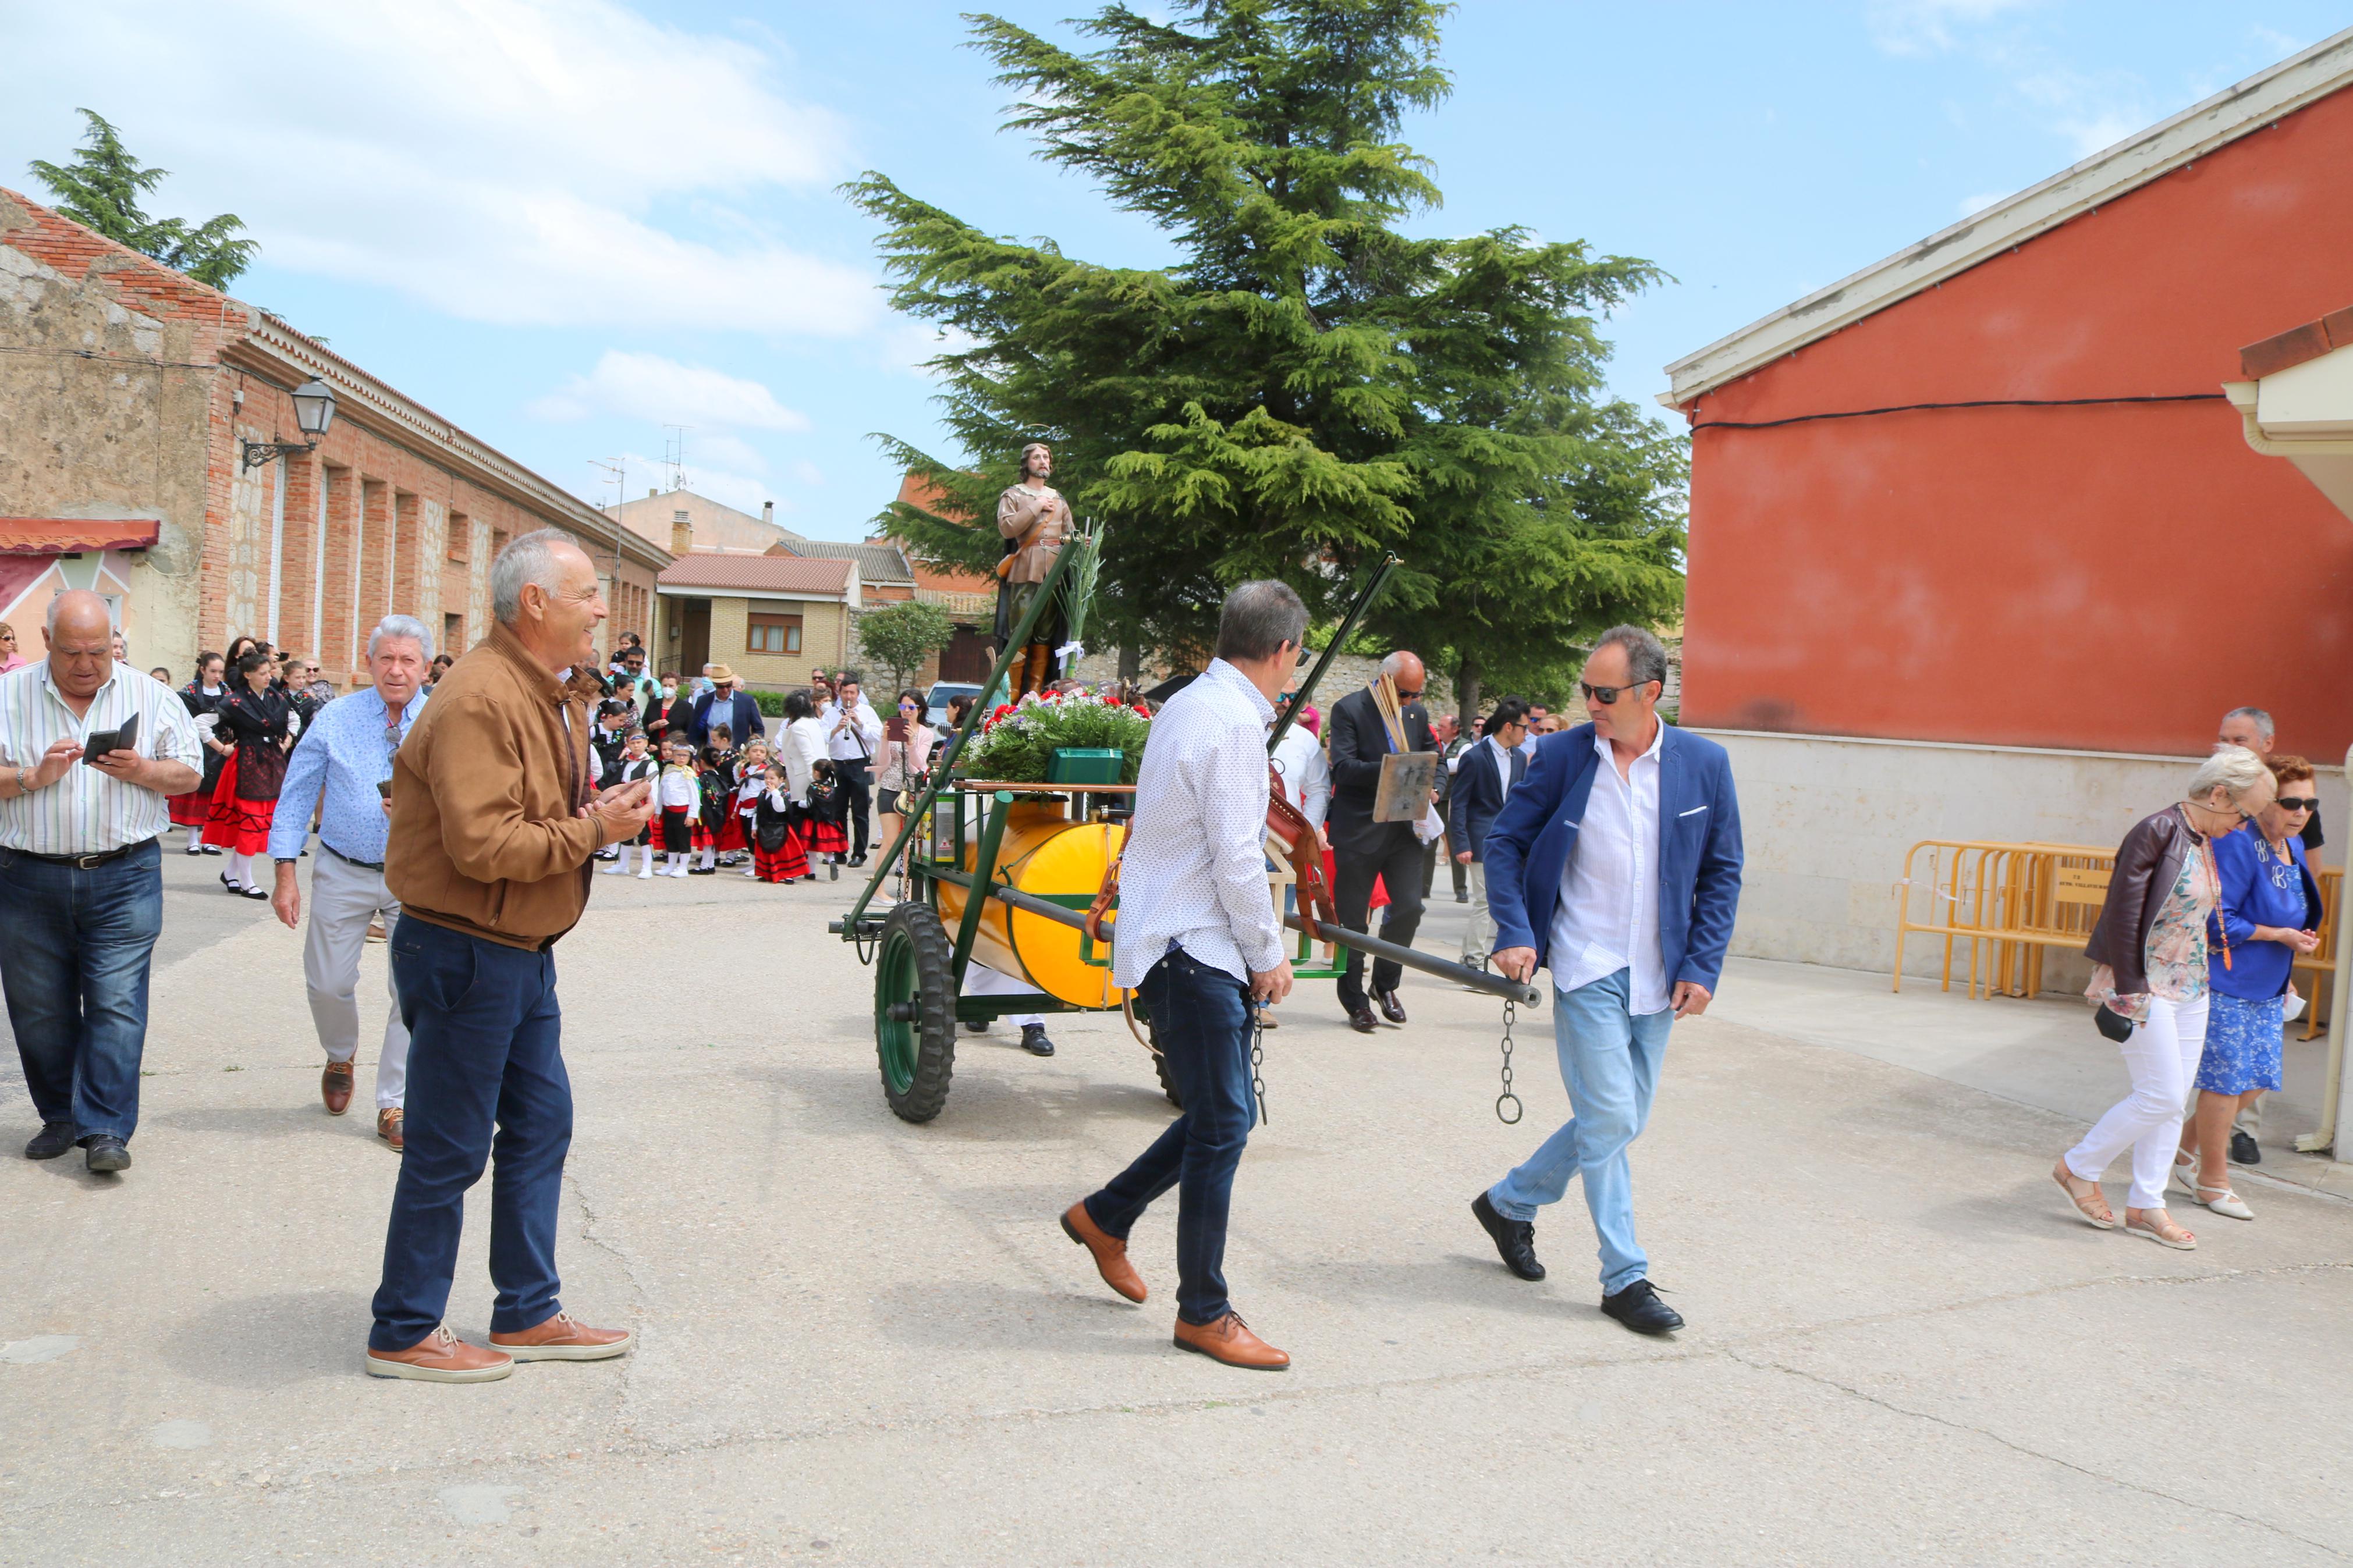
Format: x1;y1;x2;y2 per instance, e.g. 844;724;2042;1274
1495;997;1522;1125
1250;1012;1269;1128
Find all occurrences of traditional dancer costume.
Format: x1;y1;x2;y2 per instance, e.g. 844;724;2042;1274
658;759;697;876
805;770;849;860
602;752;659;878
170;676;230;850
751;780;808;883
203;682;293;890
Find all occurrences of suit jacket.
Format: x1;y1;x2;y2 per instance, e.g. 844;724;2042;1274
1482;722;1744;992
1447;737;1526;861
691;689;763;749
1325;685;1436;857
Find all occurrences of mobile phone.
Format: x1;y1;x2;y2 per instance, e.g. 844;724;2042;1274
80;712;140;765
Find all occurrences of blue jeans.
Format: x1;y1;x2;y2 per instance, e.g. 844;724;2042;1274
1487;968;1672;1295
1085;947;1255;1325
0;840;164;1143
370;916;572;1351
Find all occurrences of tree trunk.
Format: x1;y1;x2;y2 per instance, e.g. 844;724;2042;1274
1455;659;1482;733
1118;643;1141;681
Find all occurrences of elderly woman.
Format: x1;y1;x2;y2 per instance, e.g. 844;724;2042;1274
2053;745;2274;1249
2171;753;2323;1221
0;620;22;673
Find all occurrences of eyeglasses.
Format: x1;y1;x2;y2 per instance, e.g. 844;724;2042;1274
2277;797;2319;813
1580;680;1656;706
1394;687;1424;700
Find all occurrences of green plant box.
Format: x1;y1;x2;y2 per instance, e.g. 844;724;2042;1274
1047;748;1124;784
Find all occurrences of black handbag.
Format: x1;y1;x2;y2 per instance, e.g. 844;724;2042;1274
2093;1003;2135;1043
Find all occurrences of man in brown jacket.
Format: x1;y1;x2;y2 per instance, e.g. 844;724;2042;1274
365;529;656;1384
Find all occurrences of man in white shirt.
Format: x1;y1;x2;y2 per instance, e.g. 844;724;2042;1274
819;677;883;865
1470;628;1742;1337
0;591;202;1174
1060;581;1300;1372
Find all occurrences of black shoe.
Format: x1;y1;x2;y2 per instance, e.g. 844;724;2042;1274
242;886;270;899
219;872;243;894
1471;1191;1544;1281
1600;1279;1682;1335
1345;1004;1378;1034
1373;987;1407;1025
1019;1023;1056;1057
2230;1129;2260;1166
83;1135;132;1174
594;848;617;862
200;844;222;856
1454;893;1469;904
687;865;716;876
829;861;840;881
961;1021;988;1035
849;854;868;868
24;1121;74;1160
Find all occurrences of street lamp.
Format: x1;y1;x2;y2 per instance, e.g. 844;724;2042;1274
241;376;339;468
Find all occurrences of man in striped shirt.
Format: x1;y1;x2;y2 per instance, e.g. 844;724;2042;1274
0;591;201;1174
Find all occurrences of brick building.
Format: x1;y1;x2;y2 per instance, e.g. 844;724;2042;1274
654;552;858;688
0;187;667;685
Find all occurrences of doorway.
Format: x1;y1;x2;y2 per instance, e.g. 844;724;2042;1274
679;597;711;676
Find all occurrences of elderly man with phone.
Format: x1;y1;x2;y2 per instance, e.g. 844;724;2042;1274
0;591;201;1175
365;530;656;1384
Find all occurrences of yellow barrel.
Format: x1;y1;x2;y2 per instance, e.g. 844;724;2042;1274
937;801;1127;1008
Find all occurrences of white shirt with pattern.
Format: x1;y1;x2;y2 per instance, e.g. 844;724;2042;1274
1112;659;1284;990
1549;721;1668;1014
0;660;203;854
1269;721;1330;832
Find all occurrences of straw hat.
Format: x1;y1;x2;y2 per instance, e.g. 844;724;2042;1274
705;663;736;684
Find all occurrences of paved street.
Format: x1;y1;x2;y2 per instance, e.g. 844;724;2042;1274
3;850;2351;1566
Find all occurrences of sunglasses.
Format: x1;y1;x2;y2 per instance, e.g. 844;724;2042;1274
2277;797;2320;813
1580;680;1655;706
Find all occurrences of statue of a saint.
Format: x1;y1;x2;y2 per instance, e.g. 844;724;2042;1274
995;442;1071;697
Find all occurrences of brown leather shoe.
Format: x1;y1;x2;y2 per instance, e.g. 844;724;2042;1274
1060;1201;1146;1303
1173;1311;1290;1371
377;1107;404;1151
321;1059;354;1115
364;1325;513;1383
487;1310;634;1361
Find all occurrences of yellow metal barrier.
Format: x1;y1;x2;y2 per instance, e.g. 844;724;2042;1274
2293;866;2342;1039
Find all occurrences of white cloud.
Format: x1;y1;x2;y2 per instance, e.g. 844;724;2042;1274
1;0;879;336
530;351;808;433
2014;70;2154;159
1957;190;2008;217
1866;0;2040;57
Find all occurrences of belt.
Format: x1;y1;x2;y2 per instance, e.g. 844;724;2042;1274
322;841;386;873
7;837;155;870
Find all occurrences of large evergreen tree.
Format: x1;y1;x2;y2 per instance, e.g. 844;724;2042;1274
29;110;257;290
853;1;1684;712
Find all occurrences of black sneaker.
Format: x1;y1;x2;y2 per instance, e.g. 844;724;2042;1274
2230;1129;2260;1166
83;1135;132;1174
687;865;716;876
1019;1023;1056;1057
1470;1191;1544;1281
1599;1279;1683;1335
24;1121;74;1160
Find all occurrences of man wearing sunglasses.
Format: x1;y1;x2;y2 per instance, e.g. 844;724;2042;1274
1468;626;1742;1336
1325;650;1441;1033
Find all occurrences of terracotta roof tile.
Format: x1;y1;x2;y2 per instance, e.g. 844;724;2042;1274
2242;303;2353;379
658;553;853;595
0;517;161;554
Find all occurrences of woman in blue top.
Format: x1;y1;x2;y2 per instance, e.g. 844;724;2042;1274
2178;753;2323;1221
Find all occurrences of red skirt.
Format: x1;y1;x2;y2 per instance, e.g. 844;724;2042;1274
807;818;848;855
714;813;746;852
168;788;211;827
752;827;808;883
1322;845;1388;911
201;751;276;856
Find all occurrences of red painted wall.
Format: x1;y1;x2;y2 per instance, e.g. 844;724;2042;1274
1680;87;2353;758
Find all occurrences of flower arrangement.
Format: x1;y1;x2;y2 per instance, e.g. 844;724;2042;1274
963;688;1152;784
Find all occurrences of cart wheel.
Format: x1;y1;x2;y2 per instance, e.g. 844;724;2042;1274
1146;1022;1183;1110
874;901;956;1122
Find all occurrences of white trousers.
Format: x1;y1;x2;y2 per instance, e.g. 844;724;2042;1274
964;961;1044;1029
304;848;409;1110
1459;859;1493;968
2066;993;2206;1211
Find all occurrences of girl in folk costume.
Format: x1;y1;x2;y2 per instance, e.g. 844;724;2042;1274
203;648;294;897
171;649;232;855
805;757;850;878
691;731;736;874
733;739;770;877
657;738;700;878
750;763;810;883
709;729;754;866
601;730;661;879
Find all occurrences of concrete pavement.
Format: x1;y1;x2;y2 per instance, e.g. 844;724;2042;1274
2;851;2349;1565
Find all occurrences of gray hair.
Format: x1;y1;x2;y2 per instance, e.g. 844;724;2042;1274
1215;579;1309;664
367;613;433;662
1591;624;1669;689
2221;705;2274;744
490;527;579;624
2189;745;2270;804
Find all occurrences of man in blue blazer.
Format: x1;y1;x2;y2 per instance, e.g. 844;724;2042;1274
1468;627;1742;1335
1446;696;1532;972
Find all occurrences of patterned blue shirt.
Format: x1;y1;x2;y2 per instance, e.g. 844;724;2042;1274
267;687;426;865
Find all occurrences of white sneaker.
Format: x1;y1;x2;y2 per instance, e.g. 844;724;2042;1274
669;866;690;878
636;866;653;880
601;863;627;875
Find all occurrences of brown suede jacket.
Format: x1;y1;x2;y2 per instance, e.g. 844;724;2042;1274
2082;805;2199;998
386;623;605;950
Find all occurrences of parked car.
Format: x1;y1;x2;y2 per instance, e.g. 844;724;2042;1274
923;681;985;731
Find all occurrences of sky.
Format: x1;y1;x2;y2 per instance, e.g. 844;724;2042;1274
2;1;2345;541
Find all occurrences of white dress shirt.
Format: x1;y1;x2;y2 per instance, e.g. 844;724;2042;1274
1111;659;1284;990
819;699;882;765
1269;723;1330;832
1549;721;1668;1014
0;660;202;854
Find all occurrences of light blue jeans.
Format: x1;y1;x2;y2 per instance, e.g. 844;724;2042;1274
1486;968;1673;1295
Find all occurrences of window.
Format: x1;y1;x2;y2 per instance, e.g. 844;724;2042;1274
747;611;801;655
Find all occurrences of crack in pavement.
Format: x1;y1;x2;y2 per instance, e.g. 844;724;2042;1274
1724;1346;2351;1561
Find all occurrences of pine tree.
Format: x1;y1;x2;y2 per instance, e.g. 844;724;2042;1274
29;110;258;289
852;2;1685;704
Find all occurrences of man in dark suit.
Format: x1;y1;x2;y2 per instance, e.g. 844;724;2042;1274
690;664;763;750
1447;697;1532;972
1467;627;1742;1337
1326;650;1439;1033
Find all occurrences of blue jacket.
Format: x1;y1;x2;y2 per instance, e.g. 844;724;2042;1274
1483;722;1744;992
1447;737;1525;862
2205;827;2322;1001
692;689;764;751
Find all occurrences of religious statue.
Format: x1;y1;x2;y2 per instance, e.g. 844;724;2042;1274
994;442;1071;698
